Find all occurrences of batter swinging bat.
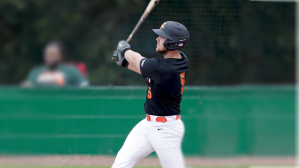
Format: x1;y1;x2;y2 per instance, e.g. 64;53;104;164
113;0;161;61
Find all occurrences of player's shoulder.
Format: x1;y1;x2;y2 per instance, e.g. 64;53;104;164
141;57;169;70
179;52;189;63
149;57;171;65
143;57;164;63
180;52;188;59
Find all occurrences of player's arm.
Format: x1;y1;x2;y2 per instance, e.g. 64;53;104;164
112;40;162;80
112;40;144;75
124;50;144;74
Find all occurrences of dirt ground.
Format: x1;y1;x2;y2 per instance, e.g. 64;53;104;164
0;155;295;166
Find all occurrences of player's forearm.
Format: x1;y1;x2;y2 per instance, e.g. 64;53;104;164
125;50;144;74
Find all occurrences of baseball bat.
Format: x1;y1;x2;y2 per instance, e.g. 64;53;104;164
113;0;161;61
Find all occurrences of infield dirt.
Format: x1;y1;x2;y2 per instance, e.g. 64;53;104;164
0;156;295;167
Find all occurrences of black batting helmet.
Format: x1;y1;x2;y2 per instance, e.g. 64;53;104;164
152;21;189;51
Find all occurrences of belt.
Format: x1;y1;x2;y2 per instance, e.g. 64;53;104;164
146;114;180;122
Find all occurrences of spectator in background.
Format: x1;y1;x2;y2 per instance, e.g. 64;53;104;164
22;41;89;87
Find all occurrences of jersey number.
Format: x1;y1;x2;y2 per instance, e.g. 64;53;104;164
180;72;186;94
147;87;152;99
147;73;185;98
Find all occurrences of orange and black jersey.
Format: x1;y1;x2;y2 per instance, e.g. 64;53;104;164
140;52;189;116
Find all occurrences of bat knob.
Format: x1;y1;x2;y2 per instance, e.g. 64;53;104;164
112;50;119;62
113;57;119;61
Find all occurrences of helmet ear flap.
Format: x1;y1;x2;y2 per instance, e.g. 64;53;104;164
163;39;172;51
163;39;186;51
163;40;170;50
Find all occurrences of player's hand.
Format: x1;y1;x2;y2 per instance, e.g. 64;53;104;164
112;50;128;68
117;40;131;56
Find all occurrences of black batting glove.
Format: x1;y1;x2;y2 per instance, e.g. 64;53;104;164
117;40;131;57
112;50;128;68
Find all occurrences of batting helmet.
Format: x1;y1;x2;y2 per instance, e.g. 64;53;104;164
152;21;189;51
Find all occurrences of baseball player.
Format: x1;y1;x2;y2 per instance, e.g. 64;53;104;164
112;21;189;168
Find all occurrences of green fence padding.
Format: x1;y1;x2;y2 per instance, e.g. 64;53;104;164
0;86;295;156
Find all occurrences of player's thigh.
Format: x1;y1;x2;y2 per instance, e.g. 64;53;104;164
145;119;185;168
112;119;154;168
146;119;185;149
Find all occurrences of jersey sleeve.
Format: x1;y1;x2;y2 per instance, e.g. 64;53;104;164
140;58;163;80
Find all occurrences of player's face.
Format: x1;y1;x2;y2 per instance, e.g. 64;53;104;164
156;36;168;54
44;46;62;67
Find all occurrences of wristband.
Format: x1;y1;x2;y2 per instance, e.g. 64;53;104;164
121;48;130;57
121;58;129;68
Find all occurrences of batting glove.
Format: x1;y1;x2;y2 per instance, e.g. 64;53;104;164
117;40;131;57
112;50;128;68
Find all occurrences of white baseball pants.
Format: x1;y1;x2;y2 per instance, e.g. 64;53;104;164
111;115;185;168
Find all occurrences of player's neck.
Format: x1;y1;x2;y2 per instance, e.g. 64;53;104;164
163;50;182;59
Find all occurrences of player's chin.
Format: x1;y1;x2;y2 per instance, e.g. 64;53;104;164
156;47;167;54
156;46;161;51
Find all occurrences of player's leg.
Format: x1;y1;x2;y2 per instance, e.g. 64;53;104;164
111;119;154;168
156;146;185;168
145;118;185;168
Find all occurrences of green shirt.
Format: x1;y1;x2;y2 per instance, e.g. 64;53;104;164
25;64;89;87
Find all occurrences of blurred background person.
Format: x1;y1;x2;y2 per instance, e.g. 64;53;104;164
21;41;89;87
